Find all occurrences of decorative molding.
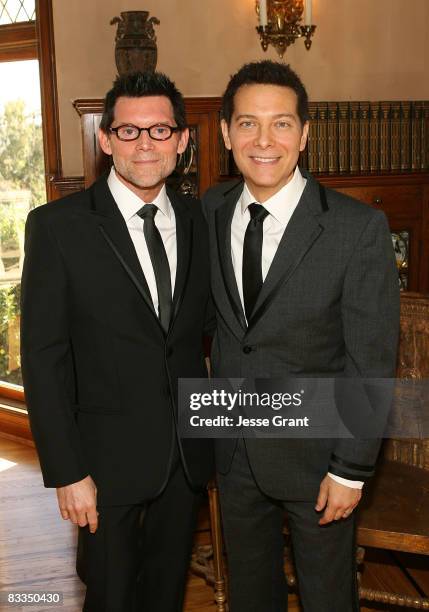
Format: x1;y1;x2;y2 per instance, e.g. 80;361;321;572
0;22;36;60
73;97;225;118
73;98;104;115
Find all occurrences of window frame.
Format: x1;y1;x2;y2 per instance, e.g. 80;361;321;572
0;0;61;402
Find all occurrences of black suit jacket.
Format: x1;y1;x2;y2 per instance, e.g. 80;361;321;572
21;176;214;506
203;171;400;501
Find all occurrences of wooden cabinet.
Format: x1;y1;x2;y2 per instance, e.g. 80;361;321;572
319;174;429;292
74;97;429;293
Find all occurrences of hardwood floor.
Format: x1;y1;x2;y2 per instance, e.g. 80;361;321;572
0;434;428;611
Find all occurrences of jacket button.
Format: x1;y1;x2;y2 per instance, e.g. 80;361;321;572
166;347;173;357
242;345;252;354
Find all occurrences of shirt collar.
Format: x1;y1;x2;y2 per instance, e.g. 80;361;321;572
241;166;306;226
107;166;171;222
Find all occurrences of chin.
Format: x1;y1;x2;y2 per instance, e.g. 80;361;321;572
131;175;162;189
250;179;281;190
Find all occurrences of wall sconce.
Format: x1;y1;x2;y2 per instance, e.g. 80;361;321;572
255;0;316;58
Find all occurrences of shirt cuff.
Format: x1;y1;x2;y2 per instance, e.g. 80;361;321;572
327;472;364;489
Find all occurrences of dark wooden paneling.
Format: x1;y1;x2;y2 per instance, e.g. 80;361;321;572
51;176;85;198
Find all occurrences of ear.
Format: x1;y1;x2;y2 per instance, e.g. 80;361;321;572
299;121;309;152
99;128;112;156
177;127;190;155
220;118;232;151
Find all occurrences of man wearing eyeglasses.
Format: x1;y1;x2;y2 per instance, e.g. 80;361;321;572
20;71;214;612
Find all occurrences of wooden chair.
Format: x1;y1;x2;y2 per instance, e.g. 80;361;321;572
192;292;429;611
356;292;429;609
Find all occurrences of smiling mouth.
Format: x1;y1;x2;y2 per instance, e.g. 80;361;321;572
250;156;280;164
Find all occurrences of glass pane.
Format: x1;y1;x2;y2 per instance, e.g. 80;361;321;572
0;0;35;25
0;59;45;386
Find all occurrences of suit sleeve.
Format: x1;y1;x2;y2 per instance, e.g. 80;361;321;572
20;210;89;488
328;210;400;481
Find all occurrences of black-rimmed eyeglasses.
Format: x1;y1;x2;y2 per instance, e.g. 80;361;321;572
109;123;181;142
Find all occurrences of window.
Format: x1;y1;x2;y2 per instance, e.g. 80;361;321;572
0;60;45;388
0;0;61;401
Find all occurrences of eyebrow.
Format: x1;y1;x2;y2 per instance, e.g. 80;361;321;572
235;113;297;120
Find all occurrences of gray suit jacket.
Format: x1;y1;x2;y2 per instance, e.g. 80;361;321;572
202;170;400;501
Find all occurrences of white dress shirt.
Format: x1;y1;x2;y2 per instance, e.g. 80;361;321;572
231;167;363;490
231;166;306;305
107;167;177;315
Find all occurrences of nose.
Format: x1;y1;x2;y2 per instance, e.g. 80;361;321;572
253;124;273;149
135;129;154;150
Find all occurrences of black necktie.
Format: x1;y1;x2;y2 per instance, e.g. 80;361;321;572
242;203;269;322
137;204;172;333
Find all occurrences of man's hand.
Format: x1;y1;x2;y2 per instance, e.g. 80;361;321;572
56;475;98;533
315;474;362;525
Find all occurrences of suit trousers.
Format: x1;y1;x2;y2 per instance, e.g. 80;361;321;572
77;456;201;612
217;439;359;612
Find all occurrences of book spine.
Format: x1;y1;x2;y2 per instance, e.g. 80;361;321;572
379;101;391;171
338;102;350;173
411;101;422;170
359;102;370;173
349;101;360;173
400;101;411;171
317;102;329;173
307;102;318;173
390;101;401;171
422;101;429;170
327;102;339;173
369;102;380;172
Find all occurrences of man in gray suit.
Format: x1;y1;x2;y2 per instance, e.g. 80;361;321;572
202;61;399;611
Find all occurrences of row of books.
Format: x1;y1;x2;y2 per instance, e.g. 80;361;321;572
218;101;429;176
300;101;429;174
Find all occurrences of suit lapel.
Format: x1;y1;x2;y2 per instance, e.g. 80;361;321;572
88;177;162;328
167;187;193;329
248;176;327;331
214;182;247;335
